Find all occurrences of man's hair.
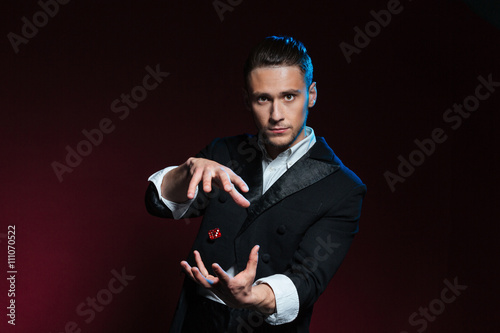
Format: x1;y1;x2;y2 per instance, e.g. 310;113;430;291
243;36;313;89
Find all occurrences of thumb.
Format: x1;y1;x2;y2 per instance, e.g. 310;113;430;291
245;245;260;275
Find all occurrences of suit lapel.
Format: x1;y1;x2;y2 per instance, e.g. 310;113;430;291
236;137;340;237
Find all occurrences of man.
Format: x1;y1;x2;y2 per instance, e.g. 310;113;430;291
145;36;366;332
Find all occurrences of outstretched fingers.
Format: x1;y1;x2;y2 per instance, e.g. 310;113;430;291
187;166;203;199
218;167;249;194
192;266;217;287
221;169;250;208
212;263;231;285
227;187;251;208
193;250;210;277
180;260;195;280
184;158;251;207
230;172;249;194
244;245;260;278
181;252;218;287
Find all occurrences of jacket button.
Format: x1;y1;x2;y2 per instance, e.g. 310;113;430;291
277;225;286;235
261;254;270;263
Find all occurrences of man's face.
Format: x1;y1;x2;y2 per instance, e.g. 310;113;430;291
247;66;317;159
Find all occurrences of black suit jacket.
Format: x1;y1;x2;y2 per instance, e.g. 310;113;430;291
145;134;366;332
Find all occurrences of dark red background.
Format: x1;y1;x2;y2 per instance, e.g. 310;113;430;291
1;0;499;332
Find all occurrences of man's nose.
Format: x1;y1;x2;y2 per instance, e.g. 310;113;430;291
270;101;284;122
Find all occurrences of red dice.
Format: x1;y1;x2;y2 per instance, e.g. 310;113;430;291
208;228;221;240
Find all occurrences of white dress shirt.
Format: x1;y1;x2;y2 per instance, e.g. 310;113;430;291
148;127;316;325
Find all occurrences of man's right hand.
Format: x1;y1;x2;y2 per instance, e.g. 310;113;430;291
161;157;250;208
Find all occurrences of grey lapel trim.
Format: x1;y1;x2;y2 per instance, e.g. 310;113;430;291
236;150;340;237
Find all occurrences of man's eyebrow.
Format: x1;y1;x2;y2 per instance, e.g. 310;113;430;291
279;89;302;96
251;89;303;97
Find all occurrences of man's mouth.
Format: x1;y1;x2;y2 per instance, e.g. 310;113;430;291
268;127;289;134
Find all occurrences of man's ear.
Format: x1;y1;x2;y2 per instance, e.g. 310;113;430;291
308;82;317;108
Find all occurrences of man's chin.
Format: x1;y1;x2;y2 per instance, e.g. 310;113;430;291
262;136;293;150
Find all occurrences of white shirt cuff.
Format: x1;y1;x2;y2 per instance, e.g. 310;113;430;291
256;274;299;325
148;167;197;219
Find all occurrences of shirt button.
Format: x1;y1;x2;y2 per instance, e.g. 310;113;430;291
277;225;287;235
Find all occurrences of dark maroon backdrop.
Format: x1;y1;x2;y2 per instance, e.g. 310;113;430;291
1;0;499;332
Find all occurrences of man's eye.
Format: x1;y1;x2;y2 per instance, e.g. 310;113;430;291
284;94;295;101
257;97;268;103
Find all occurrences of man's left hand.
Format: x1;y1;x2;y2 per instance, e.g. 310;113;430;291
180;245;276;315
